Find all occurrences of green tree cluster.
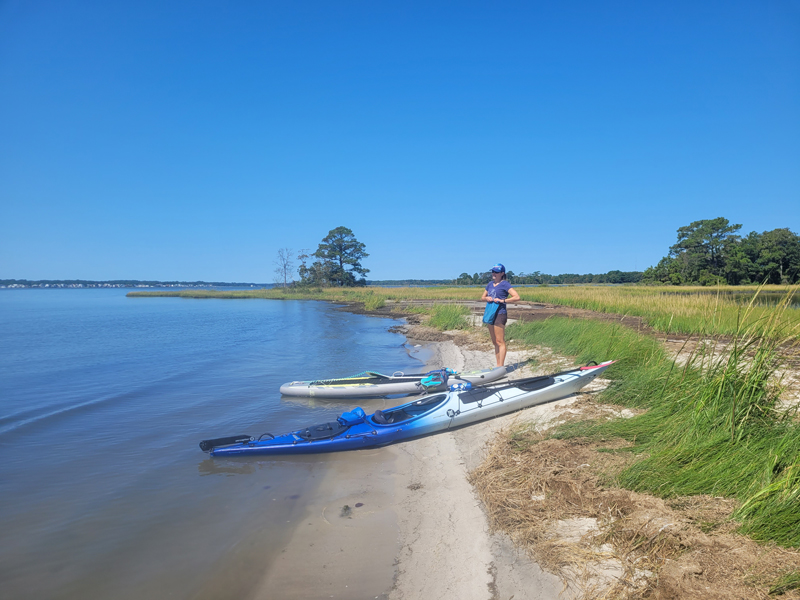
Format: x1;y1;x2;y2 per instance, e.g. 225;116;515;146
642;218;800;285
455;270;643;285
297;226;369;287
456;271;642;285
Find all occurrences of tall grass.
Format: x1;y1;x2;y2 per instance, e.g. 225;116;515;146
514;284;800;336
362;291;386;311
512;293;800;547
428;304;470;331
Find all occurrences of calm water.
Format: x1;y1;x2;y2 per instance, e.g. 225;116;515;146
0;290;421;599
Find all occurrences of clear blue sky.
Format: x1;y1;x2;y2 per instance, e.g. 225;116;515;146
1;1;798;282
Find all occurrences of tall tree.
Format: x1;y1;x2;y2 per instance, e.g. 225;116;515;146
668;217;742;283
312;226;370;287
757;228;800;284
273;247;294;288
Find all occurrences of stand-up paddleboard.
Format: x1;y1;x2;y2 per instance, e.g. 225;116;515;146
279;365;509;398
202;361;614;456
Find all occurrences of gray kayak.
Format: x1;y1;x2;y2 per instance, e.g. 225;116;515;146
279;366;509;398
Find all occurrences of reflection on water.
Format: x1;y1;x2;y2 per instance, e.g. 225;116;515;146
279;392;416;412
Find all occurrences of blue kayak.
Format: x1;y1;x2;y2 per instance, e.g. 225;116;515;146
200;361;614;457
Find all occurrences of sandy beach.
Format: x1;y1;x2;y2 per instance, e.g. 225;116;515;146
252;323;610;600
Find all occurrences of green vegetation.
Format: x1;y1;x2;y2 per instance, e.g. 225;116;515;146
514;284;800;336
643;217;800;286
455;270;644;285
428;304;470;331
362;291;385;311
297;226;369;287
510;294;800;547
769;571;800;595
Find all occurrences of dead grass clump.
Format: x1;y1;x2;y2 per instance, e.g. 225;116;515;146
468;434;636;576
470;430;800;599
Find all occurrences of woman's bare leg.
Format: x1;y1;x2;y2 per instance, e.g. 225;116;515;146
495;324;507;366
488;324;506;366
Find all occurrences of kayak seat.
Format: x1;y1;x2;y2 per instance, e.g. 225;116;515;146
372;410;390;424
372;409;412;425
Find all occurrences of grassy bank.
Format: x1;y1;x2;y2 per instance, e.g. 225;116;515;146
427;303;471;330
516;284;800;337
506;297;800;547
128;284;800;337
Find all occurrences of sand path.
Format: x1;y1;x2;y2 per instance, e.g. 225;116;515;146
386;337;581;600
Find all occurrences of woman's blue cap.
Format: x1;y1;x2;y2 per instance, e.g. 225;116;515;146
491;263;505;273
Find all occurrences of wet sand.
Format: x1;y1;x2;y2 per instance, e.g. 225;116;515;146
252;448;402;600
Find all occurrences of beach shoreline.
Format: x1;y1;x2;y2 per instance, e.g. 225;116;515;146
252;314;611;600
388;330;582;600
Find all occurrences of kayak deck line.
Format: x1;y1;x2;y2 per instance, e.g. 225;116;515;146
201;361;615;456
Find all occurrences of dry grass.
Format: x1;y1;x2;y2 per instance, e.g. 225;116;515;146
470;424;800;599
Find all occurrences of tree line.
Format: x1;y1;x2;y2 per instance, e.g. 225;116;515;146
455;270;643;286
275;219;800;289
642;218;800;285
275;227;646;288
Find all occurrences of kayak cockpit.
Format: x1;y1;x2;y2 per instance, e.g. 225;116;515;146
371;393;449;425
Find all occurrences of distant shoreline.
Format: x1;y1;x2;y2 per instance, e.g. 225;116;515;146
0;280;271;289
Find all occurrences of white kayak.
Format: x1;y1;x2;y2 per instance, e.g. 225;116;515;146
279;365;509;398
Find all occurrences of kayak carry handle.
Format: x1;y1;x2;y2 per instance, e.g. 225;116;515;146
199;434;252;452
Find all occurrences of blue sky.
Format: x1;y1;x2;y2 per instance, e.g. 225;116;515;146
1;1;798;282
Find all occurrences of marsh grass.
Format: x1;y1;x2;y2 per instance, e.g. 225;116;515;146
428;303;470;331
508;291;800;547
514;284;800;336
361;291;386;311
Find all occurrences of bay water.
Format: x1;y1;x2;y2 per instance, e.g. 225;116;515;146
0;289;422;599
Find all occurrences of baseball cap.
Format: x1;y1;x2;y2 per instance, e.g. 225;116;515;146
491;263;505;273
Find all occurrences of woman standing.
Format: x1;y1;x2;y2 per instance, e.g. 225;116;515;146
480;263;520;367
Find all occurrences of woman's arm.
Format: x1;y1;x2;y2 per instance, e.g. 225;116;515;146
480;289;492;302
503;287;521;305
